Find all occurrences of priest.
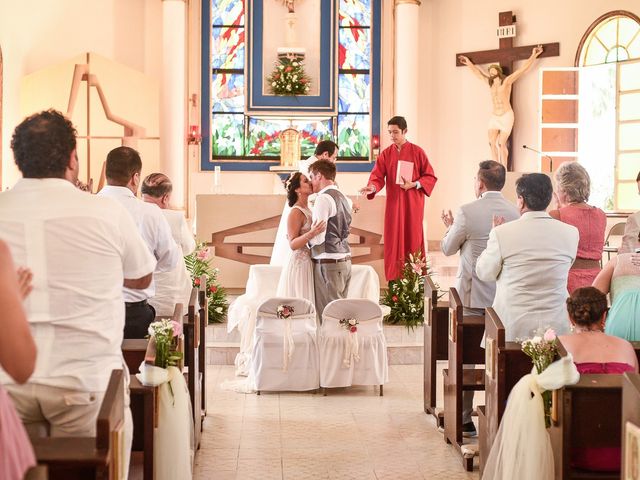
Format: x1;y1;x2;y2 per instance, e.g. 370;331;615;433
360;116;437;280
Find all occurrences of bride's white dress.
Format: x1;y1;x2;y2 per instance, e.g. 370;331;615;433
276;205;315;304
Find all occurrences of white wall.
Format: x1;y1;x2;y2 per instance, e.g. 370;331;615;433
0;0;162;188
418;0;640;240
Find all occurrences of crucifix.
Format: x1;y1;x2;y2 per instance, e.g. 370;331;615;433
456;11;560;171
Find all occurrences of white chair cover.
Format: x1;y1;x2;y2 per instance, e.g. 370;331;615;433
482;355;580;480
319;299;389;388
251;297;320;392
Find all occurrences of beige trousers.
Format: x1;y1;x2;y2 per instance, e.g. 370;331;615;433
6;382;133;475
313;259;351;322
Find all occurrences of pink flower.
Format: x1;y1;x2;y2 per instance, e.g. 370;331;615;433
194;278;201;286
350;326;357;333
543;329;556;342
196;248;210;261
210;285;218;294
392;295;398;302
171;320;183;337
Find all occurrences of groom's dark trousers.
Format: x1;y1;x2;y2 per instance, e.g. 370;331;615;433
313;257;351;323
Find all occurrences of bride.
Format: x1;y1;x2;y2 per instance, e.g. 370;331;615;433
276;172;326;302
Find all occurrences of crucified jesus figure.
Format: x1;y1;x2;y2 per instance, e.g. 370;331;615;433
283;0;295;13
459;45;543;167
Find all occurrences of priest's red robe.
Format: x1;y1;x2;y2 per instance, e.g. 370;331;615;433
366;141;437;281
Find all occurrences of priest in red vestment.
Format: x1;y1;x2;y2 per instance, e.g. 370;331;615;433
360;116;437;281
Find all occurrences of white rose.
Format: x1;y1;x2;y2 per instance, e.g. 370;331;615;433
348;319;357;326
531;336;542;344
293;61;299;66
286;85;291;90
216;307;223;313
293;75;298;81
279;65;284;70
272;82;276;87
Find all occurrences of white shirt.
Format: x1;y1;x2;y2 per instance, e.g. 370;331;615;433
309;185;352;260
99;186;180;302
149;209;196;316
0;178;156;391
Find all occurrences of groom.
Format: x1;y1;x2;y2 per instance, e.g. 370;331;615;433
307;159;352;321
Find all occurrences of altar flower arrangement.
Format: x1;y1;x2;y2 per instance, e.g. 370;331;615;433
184;241;229;323
520;327;559;427
339;317;359;333
277;304;295;319
267;57;311;96
148;319;184;369
382;251;439;330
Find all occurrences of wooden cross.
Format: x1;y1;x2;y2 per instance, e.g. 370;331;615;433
455;11;560;171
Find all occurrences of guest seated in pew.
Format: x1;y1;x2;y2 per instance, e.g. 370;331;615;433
549;162;606;293
0;241;37;480
476;173;579;340
100;147;181;338
559;286;637;472
559;287;638;374
593;232;640;341
0;110;156;477
141;173;196;316
440;160;519;437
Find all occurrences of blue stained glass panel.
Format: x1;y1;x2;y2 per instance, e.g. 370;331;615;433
212;114;244;156
339;28;370;69
338;114;370;157
212;0;244;26
212;27;245;69
339;0;370;27
247;118;334;157
339;74;370;113
212;73;245;112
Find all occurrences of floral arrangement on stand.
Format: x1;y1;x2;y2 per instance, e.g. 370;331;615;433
381;251;438;330
267;57;311;96
520;327;559;427
148;319;183;369
184;242;229;323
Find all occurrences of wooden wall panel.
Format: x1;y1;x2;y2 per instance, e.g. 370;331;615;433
542;99;578;123
542;70;578;95
541;128;577;152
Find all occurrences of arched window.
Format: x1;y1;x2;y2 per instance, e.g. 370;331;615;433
203;0;381;171
576;11;640;66
573;11;640;211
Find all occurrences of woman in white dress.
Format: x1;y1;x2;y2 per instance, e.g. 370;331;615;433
276;172;326;302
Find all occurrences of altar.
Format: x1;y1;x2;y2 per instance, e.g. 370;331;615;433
195;193;387;290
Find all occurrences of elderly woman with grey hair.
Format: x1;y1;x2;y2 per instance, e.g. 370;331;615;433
550;162;606;292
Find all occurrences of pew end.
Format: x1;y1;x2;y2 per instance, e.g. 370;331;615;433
622;372;640;479
423;274;447;428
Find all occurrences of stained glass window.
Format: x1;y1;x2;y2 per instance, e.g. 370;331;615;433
210;0;378;163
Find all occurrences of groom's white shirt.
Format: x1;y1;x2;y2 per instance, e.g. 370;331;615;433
309;185;352;260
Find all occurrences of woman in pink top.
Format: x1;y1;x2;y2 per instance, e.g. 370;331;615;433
550;162;606;293
0;240;37;480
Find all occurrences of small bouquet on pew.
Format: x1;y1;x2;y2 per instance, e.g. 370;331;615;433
148;319;184;370
520;327;558;427
185;241;229;323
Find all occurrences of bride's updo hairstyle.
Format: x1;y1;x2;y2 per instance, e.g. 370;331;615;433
285;172;303;207
566;287;607;328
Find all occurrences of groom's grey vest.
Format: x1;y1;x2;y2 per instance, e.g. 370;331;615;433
311;189;352;256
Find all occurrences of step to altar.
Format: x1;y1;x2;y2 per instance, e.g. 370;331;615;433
206;323;424;365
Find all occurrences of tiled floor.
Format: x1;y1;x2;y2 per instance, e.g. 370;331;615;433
193;364;479;480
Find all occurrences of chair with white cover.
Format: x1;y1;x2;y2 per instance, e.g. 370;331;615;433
251;297;319;393
320;299;388;395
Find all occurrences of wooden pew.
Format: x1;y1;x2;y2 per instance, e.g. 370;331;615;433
622;372;640;479
197;275;209;431
423;274;448;428
477;307;532;477
184;287;202;450
443;287;485;471
31;369;125;480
